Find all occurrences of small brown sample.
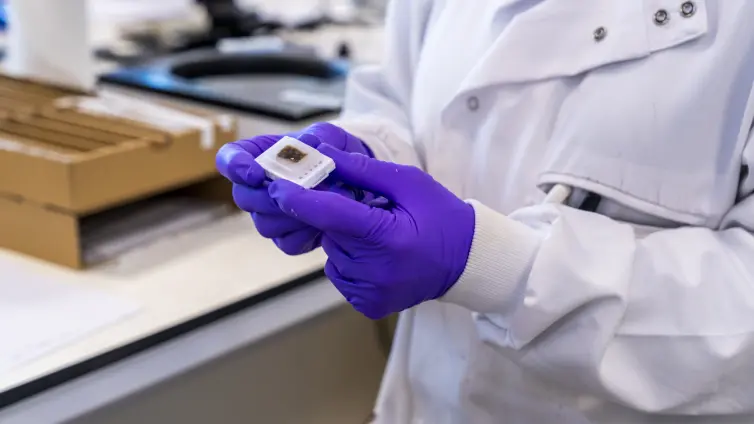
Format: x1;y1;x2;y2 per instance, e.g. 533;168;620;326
277;145;307;163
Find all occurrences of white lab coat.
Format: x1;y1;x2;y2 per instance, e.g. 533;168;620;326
334;1;754;423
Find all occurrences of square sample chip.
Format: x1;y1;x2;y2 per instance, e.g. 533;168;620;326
255;136;335;188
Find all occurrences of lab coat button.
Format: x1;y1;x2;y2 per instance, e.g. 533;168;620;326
654;9;670;25
681;1;696;17
467;96;480;111
593;26;607;42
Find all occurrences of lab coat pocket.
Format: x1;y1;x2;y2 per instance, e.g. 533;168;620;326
459;0;709;90
509;0;754;227
531;1;754;230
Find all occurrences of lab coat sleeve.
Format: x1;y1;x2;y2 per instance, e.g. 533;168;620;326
329;0;430;167
441;132;754;413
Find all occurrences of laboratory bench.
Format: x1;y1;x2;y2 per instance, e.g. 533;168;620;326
0;19;388;424
0;214;386;424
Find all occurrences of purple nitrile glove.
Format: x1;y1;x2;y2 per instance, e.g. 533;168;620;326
215;122;374;255
267;144;475;319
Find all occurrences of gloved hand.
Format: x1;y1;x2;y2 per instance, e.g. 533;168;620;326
215;122;373;255
267;144;475;319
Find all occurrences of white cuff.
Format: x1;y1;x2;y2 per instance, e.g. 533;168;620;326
441;201;542;314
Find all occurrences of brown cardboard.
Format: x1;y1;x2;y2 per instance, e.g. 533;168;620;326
0;75;237;268
0;195;81;268
0;177;234;269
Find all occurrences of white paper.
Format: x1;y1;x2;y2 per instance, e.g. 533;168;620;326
99;92;218;150
0;273;139;375
4;0;95;91
88;0;196;25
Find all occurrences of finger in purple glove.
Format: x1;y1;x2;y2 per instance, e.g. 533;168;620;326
324;257;385;320
252;212;311;238
232;184;279;214
216;137;279;186
269;179;388;239
273;227;322;255
295;122;374;158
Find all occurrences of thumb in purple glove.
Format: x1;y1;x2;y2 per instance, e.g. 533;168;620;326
268;144;475;319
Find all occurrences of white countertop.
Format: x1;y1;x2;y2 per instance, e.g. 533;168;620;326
0;6;384;408
0;212;326;397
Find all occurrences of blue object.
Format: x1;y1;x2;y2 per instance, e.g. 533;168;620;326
100;50;349;122
0;1;7;31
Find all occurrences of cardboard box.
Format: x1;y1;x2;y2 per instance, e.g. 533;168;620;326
0;75;237;268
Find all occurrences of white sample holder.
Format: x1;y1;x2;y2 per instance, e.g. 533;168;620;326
255;136;336;189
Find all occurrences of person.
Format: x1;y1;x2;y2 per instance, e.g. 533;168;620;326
215;1;754;422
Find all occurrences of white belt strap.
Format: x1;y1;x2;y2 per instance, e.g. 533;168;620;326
542;184;572;205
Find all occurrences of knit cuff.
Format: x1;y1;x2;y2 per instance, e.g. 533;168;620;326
441;201;541;314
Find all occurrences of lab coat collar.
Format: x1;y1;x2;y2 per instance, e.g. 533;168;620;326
449;0;707;98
